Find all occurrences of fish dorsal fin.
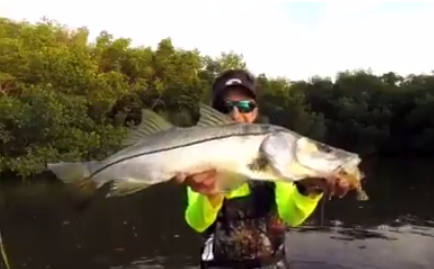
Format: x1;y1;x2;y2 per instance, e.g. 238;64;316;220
122;109;173;146
197;103;234;127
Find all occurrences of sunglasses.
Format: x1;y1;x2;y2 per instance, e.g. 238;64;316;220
223;100;257;114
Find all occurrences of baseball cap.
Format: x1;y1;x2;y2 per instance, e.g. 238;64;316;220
212;69;257;101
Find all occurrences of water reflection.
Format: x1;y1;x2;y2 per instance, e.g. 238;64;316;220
0;159;432;269
286;222;434;269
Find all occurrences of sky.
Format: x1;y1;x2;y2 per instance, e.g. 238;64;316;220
1;1;433;81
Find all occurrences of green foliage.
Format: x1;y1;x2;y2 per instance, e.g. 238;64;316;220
1;17;434;177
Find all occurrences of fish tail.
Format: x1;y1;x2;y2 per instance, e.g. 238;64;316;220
47;162;101;210
46;161;98;183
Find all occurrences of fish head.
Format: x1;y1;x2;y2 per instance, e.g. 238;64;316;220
260;131;316;180
260;131;363;184
294;137;362;176
295;137;369;200
261;131;368;200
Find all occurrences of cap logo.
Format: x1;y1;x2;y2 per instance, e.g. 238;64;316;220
225;78;242;85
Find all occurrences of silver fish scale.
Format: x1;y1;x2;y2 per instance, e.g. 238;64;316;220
87;123;293;180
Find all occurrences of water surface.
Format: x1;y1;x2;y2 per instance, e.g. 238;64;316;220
0;159;432;269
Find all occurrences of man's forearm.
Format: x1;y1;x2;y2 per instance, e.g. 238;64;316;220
275;182;323;227
185;187;223;232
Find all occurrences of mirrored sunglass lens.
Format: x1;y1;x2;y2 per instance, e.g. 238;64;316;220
224;101;255;113
224;102;235;111
237;101;255;112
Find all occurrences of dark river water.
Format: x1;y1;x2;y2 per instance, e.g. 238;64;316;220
0;158;432;269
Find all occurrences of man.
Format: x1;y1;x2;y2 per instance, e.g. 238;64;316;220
175;69;350;268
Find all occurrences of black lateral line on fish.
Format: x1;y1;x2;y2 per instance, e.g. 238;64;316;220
89;129;279;178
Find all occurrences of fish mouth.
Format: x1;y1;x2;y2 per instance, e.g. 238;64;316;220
333;155;362;177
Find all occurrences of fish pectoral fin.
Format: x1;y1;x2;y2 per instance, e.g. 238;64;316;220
107;179;152;197
247;153;272;173
122;109;174;146
196;103;235;127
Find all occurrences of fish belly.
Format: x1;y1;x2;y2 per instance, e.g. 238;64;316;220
141;135;272;183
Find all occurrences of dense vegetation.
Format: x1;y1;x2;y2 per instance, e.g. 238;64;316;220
1;17;434;177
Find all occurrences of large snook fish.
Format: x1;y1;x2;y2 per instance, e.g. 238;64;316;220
47;104;368;200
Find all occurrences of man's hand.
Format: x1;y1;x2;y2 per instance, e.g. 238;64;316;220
174;169;218;195
297;176;351;199
174;169;224;206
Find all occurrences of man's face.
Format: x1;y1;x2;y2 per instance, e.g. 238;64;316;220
222;87;258;123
